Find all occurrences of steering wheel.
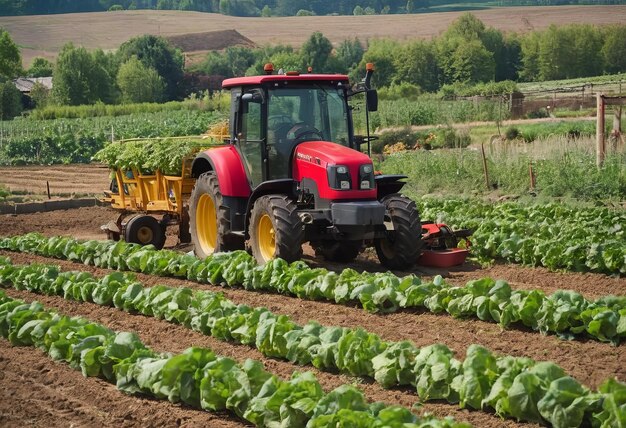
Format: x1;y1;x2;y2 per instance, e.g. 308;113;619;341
288;123;323;141
268;115;292;127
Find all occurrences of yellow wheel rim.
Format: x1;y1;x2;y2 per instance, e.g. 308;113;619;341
257;214;276;261
137;226;154;244
197;193;217;254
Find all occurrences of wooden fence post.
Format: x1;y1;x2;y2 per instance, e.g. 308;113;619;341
480;142;490;190
596;93;605;168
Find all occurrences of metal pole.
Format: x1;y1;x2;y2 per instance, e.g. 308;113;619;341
365;99;371;157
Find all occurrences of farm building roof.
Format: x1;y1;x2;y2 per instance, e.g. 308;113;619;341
13;77;53;93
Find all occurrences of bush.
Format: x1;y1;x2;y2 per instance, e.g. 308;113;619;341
0;82;23;120
108;4;124;11
431;127;471;149
526;108;549;119
505;126;520;140
378;83;421;101
374;128;422;154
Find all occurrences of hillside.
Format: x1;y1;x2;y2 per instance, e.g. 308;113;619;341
1;6;626;65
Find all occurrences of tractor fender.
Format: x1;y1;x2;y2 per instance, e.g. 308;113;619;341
191;146;251;198
375;174;407;200
244;179;296;237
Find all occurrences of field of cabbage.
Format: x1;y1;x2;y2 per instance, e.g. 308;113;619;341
418;198;626;275
0;229;625;428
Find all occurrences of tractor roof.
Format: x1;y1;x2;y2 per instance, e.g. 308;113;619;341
222;74;350;88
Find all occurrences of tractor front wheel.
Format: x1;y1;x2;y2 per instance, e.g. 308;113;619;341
125;215;166;249
249;195;303;264
189;172;240;258
375;194;422;270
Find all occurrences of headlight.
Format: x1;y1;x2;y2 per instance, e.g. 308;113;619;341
327;165;352;190
359;164;375;190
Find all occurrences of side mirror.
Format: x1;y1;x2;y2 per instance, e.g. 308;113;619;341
242;92;263;103
366;89;378;112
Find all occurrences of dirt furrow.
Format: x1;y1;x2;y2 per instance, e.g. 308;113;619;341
0;339;246;428
3;288;538;428
2;250;623;391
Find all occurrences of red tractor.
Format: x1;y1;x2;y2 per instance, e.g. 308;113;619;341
188;64;422;269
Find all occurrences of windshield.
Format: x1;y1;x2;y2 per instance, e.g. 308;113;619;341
267;85;350;148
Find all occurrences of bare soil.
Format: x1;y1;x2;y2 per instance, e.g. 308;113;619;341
0;337;247;428
2;6;626;65
166;29;256;53
0;164;110;198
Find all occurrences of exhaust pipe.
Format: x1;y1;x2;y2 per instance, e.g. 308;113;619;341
300;213;313;224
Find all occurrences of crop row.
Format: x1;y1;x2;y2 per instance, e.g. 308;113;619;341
0;110;224;166
419;198;626;275
2;233;625;345
0;290;464;428
1;256;625;428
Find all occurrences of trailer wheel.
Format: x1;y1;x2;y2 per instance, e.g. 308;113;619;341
375;194;422;270
189;172;239;258
125;215;166;249
249;195;303;264
314;241;362;263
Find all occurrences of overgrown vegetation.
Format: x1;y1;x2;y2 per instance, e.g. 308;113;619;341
380;135;626;201
28;93;228;120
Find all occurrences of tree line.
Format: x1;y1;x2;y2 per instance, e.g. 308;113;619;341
1;0;625;17
0;31;184;118
1;14;626;120
197;15;626;92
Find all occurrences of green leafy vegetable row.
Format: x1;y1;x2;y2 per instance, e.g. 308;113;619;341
418;198;626;275
1;256;624;428
92;137;222;176
0;110;224;166
2;233;625;345
0;290;464;428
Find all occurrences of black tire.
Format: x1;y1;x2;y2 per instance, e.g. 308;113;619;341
125;215;166;249
189;172;241;258
314;241;362;263
375;194;422;270
249;195;304;264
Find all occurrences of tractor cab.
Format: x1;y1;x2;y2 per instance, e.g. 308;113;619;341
225;73;355;188
188;65;423;269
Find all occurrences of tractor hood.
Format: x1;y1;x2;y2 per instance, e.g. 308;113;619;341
292;141;377;200
293;141;371;168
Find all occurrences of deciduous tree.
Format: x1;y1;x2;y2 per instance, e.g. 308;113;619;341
0;29;22;80
117;56;165;103
117;35;184;100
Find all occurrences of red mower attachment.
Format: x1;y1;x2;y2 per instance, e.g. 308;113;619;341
417;222;473;268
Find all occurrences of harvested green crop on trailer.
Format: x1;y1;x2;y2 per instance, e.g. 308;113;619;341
93;137;223;175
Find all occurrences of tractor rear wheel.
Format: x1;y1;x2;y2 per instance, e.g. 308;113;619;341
375;194;422;270
125;215;166;249
189;172;240;258
314;241;362;263
249;195;303;264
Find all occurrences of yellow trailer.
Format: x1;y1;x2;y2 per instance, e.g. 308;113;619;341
99;130;227;248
